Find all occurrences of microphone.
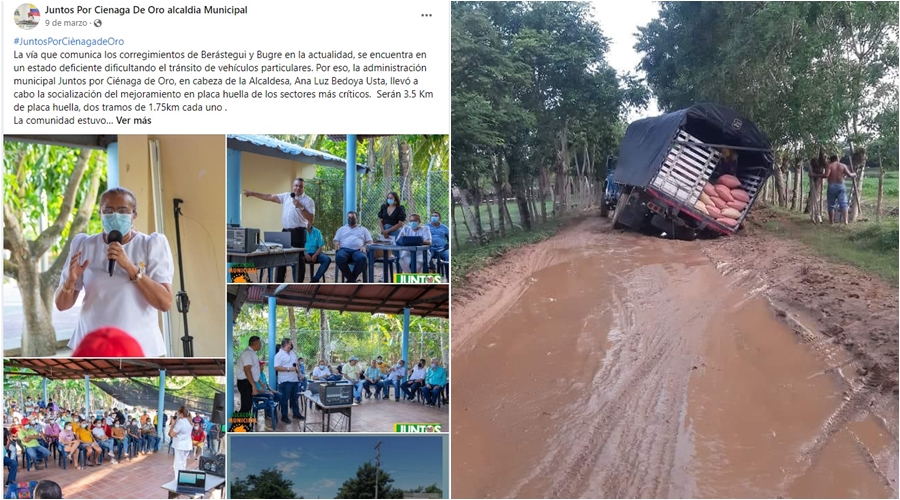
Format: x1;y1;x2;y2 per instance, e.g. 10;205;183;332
289;192;296;198
107;230;123;276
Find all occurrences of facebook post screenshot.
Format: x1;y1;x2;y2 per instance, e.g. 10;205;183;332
2;1;449;499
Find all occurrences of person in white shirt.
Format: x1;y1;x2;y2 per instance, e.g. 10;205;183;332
273;338;304;424
243;177;316;283
396;213;432;273
236;336;262;414
332;211;374;283
169;406;193;481
402;359;428;402
55;187;175;357
383;360;407;402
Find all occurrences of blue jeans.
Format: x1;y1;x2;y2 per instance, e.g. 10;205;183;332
24;445;50;463
351;380;364;400
4;455;17;483
827;183;848;211
422;385;443;405
384;224;402;238
278;381;300;418
97;438;115;456
401;380;422;400
362;380;383;397
309;253;331;283
383;378;401;400
335;247;367;282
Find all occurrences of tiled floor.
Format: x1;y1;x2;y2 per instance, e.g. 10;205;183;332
253;395;449;433
7;448;223;499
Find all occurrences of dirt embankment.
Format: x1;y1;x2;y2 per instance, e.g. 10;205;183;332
700;213;899;397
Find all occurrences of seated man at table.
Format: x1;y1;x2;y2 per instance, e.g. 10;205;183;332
305;224;331;283
310;359;343;392
362;360;385;400
18;419;51;470
342;356;365;404
333;212;374;283
402;360;428;402
422;358;448;407
383;360;406;402
428;211;450;272
397;214;432;273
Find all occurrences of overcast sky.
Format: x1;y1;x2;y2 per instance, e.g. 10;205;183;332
591;0;662;120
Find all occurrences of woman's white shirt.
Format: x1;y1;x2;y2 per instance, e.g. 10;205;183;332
59;232;174;356
172;417;193;451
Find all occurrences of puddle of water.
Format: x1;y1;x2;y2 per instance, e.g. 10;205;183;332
452;234;893;499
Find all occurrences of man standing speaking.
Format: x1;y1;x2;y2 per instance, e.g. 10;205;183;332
244;178;316;282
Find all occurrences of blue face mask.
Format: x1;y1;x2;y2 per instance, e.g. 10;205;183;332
409;221;419;229
386;198;394;205
431;216;439;224
102;213;133;235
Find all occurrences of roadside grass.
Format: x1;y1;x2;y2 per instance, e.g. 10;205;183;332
860;170;899;208
758;206;899;283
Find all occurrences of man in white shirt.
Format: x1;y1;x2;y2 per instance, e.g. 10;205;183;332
236;336;262;415
273;338;304;424
244;177;316;282
383;360;407;402
397;213;432;273
332;211;374;283
401;359;427;402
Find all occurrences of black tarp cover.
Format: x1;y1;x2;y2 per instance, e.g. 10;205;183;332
613;103;772;187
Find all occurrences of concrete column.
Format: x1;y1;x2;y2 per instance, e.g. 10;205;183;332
106;141;119;188
227;148;242;225
157;369;166;450
344;135;357;223
268;295;277;387
401;307;410;382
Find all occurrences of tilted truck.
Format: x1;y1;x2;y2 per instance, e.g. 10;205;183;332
605;103;775;240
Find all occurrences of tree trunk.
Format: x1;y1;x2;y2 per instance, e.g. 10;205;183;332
288;307;297;347
555;124;571;215
790;158;801;211
451;193;460;248
495;186;506;238
456;188;482;244
472;188;484;238
773;154;788;207
399;141;413;213
318;309;328;363
848;146;866;222
538;165;549;223
876;153;884;223
484;193;496;238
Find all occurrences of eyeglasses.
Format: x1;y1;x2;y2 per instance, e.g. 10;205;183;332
100;208;134;215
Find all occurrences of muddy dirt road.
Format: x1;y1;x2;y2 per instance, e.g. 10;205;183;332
452;218;898;499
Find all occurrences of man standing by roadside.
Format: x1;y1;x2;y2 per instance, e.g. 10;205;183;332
244;177;316;282
820;154;856;225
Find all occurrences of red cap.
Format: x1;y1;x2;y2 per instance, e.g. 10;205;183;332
259;360;267;365
73;327;145;357
21;418;29;425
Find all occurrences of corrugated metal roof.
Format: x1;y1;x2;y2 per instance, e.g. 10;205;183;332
230;284;449;318
4;358;227;380
226;134;369;172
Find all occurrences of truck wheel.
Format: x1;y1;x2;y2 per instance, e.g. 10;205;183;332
611;192;629;229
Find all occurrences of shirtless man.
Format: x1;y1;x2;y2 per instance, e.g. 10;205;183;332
820;155;856;224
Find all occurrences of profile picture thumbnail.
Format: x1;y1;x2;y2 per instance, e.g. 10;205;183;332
14;3;39;29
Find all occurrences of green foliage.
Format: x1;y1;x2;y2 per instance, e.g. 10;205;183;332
335;462;403;499
861;170;899;202
231;468;297;499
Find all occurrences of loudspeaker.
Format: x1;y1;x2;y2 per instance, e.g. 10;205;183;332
211;392;226;424
200;454;226;477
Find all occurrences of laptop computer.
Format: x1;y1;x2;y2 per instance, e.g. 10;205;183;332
175;470;207;496
263;231;292;248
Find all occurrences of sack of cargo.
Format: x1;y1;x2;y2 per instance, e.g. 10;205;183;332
699;192;713;206
706;205;722;218
717;174;742;189
714;184;735;203
710;196;728;210
730;188;750;203
721;207;742;219
703;183;717;196
694;200;709;214
726;200;747;211
716;217;738;227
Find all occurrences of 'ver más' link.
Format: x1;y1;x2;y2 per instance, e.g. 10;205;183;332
17;37;125;47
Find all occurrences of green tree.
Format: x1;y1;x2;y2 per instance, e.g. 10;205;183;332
230;468;296;499
335;462;403;499
3;142;105;356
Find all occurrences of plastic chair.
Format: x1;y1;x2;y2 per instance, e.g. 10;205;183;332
252;397;278;431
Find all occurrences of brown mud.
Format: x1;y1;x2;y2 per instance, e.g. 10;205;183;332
451;217;898;499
